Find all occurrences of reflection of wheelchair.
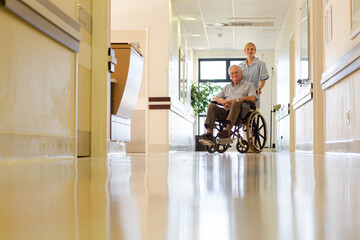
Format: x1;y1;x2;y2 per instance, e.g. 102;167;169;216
205;100;267;154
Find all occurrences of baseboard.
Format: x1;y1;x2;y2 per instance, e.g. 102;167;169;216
295;142;313;152
325;139;360;153
107;140;126;154
169;144;192;151
77;130;90;157
148;144;169;152
276;144;290;152
0;132;74;161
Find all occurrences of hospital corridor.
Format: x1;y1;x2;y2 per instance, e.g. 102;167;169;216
1;0;360;239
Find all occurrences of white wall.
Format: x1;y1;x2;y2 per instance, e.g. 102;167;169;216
273;0;296;107
273;0;296;151
111;0;194;152
111;0;169;98
168;2;194;150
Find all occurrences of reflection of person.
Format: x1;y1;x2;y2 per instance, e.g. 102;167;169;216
199;65;256;145
239;42;269;108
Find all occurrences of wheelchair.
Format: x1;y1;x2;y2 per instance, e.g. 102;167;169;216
204;100;267;154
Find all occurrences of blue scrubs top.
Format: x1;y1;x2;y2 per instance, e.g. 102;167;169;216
239;57;269;107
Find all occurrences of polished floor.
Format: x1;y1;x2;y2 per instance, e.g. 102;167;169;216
1;151;360;240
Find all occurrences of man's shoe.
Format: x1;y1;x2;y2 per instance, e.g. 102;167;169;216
217;130;230;139
199;133;215;146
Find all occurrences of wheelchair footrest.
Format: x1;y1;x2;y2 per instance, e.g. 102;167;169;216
199;139;216;146
216;138;234;145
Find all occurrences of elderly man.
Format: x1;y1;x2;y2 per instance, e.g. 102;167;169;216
199;65;256;146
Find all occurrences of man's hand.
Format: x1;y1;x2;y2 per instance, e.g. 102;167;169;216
258;88;262;94
222;99;231;108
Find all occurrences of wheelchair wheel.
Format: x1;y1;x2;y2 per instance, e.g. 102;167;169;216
216;144;229;153
205;145;217;153
236;140;249;153
246;111;267;153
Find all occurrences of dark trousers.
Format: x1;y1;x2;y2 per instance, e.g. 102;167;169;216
204;102;242;130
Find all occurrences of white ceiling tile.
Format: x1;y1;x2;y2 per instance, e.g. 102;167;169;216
203;14;230;23
172;0;292;50
174;2;200;13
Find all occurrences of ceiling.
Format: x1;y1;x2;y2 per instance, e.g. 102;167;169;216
172;0;293;51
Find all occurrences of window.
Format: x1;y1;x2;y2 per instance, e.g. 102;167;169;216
197;58;246;134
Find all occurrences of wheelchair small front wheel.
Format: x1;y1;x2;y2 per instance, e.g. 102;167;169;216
216;144;229;153
236;140;249;153
205;145;217;153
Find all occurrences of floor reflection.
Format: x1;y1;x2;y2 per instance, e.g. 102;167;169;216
0;159;77;240
0;152;360;240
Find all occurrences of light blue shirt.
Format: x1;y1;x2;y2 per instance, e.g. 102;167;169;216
239;57;269;107
216;80;256;108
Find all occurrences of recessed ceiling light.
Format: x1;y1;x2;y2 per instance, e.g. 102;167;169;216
192;34;202;37
185;17;197;20
206;23;225;27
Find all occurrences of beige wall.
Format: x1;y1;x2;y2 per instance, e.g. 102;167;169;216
325;73;360;141
77;0;92;156
91;0;111;157
0;3;77;160
275;0;359;153
322;0;360;153
324;0;360;70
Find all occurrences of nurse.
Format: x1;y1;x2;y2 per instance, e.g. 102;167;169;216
239;42;269;109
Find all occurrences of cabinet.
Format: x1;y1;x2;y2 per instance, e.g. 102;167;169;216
110;43;143;141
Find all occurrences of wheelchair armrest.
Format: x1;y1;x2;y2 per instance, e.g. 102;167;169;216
241;100;256;106
211;100;256;108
